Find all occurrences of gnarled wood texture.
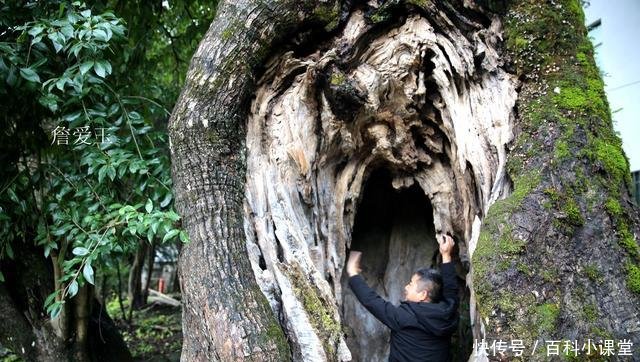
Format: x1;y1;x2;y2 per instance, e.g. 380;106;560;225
169;0;640;360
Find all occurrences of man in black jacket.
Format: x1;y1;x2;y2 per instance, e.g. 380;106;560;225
346;235;459;362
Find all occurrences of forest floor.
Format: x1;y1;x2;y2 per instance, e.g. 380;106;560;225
0;296;182;361
108;296;183;361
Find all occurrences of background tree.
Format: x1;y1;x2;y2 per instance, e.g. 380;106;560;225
169;0;640;361
0;1;216;360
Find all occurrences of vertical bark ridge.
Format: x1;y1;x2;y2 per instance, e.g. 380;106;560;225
168;0;347;360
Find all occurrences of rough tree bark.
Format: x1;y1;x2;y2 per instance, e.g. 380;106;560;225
169;0;640;361
170;243;182;293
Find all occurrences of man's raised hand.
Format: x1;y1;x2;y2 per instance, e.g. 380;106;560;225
347;251;362;277
439;235;454;263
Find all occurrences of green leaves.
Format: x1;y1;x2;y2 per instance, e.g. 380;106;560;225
97;164;116;184
44;290;64;319
27;25;45;38
106;165;116;181
98;165;108;184
72;247;89;256
47;31;65;52
83;263;94;285
47;301;65;319
1;1;191;321
179;230;189;243
79;61;94;75
162;229;179;243
92;29;108;42
159;192;172;208
68;280;79;297
19;67;41;83
39;94;59;112
93;60;109;78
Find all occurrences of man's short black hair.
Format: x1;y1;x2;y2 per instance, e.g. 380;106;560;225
414;268;443;302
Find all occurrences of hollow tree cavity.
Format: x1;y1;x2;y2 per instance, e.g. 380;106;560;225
243;7;515;361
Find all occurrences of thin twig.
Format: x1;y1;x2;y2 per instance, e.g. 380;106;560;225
122;95;171;116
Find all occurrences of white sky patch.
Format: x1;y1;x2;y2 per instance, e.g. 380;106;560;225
585;0;640;171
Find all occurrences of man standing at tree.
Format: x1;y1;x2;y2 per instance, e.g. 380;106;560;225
347;235;459;361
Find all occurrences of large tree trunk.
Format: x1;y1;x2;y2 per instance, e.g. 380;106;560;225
471;0;640;360
169;0;640;361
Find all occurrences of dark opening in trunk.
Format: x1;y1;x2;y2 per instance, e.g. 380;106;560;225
341;167;472;361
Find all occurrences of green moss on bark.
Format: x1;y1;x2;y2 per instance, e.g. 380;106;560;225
563;198;584;226
284;264;341;359
626;262;640;294
603;196;640;292
535;303;560;335
583;264;603;283
582;303;598;322
474;0;640;348
329;72;346;86
553;139;570;161
253;285;291;358
312;3;340;32
261;320;292;358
